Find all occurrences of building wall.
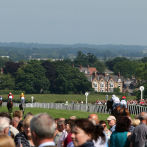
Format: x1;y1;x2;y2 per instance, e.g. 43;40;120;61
92;77;123;93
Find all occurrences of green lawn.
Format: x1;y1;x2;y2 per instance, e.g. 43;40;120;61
0;106;109;120
1;93;136;103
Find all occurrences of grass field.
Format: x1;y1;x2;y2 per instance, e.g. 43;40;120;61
1;93;136;103
0;106;109;120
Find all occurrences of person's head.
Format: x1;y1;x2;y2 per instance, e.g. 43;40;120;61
71;119;94;147
88;114;99;125
132;118;140;127
65;119;75;133
99;120;107;129
23;115;33;139
0;134;15;147
107;116;116;127
71;118;105;147
13;110;23;120
12;117;20;128
30;113;56;146
59;117;65;121
57;120;65;132
138;112;147;124
70;116;77;120
21;93;24;96
24;112;33;119
0;117;10;135
122;96;126;99
115;116;131;132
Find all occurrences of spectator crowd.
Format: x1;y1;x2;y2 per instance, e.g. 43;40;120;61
0;108;147;147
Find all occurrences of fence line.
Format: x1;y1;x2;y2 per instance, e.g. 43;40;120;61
2;102;147;115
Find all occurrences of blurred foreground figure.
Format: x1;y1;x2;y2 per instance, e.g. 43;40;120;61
0;116;10;135
30;113;56;147
0;134;15;147
130;112;147;147
71;118;106;147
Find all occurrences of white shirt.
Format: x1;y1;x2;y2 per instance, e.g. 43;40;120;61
39;141;55;147
120;99;127;105
9;96;12;99
57;130;68;147
112;96;120;104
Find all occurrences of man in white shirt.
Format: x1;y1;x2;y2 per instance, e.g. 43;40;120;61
30;113;56;147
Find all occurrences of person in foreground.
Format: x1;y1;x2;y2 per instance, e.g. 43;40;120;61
71;118;106;147
110;116;131;147
15;114;34;147
0;134;15;147
30;113;56;147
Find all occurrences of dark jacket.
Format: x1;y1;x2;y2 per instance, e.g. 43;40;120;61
14;132;35;147
79;141;94;147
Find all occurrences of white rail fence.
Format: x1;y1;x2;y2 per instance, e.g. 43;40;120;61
2;102;147;115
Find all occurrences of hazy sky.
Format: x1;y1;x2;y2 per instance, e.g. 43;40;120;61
0;0;147;45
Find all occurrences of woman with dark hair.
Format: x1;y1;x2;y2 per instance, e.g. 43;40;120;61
71;118;106;147
110;116;131;147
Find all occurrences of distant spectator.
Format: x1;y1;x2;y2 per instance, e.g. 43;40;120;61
107;116;116;132
88;114;99;125
99;120;111;140
57;119;68;147
70;116;77;120
0;134;15;147
54;120;65;146
64;119;74;147
12;117;20;129
30;113;56;147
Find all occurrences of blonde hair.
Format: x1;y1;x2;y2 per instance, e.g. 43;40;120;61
132;119;140;127
23;115;33;127
0;135;15;147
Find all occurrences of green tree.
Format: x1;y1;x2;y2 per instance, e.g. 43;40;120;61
15;60;50;93
0;74;15;90
52;62;91;94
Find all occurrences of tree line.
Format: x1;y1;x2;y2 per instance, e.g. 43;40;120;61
0;51;147;96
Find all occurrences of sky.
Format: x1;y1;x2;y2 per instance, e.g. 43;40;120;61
0;0;147;45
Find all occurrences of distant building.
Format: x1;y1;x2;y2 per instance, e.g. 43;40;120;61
92;73;123;92
79;65;98;82
78;65;123;93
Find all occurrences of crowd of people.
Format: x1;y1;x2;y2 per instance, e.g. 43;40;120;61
95;97;147;106
0;107;147;147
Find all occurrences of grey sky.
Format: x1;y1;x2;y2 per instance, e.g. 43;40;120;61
0;0;147;45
